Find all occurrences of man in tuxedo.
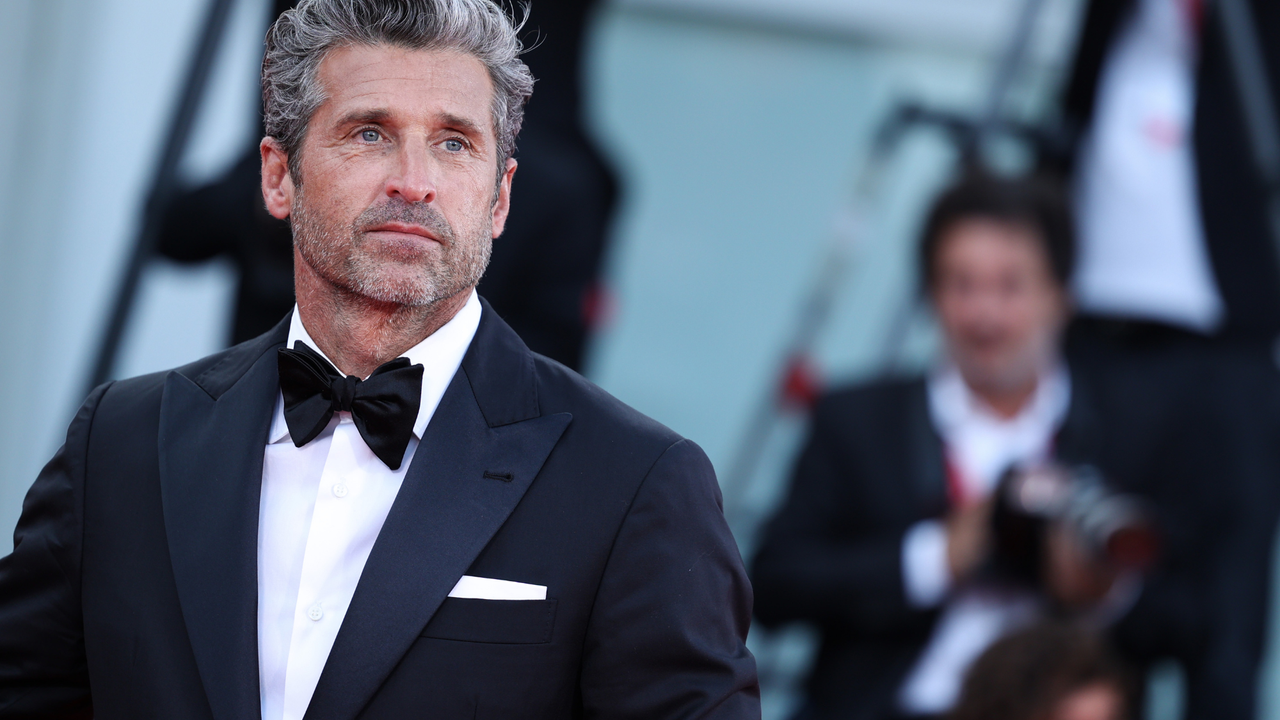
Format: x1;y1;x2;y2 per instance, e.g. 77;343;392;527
0;1;759;718
752;174;1246;719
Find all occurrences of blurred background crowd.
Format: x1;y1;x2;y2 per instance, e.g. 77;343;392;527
4;0;1280;718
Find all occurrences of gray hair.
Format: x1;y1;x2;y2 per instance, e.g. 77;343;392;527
262;0;534;180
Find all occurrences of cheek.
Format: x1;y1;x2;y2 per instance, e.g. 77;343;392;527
304;150;386;199
1021;294;1066;336
306;169;369;215
450;183;499;230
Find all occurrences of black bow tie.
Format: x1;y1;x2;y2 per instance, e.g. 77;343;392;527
277;342;425;470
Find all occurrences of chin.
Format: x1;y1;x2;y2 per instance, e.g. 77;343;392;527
351;269;468;307
353;282;439;307
956;356;1028;389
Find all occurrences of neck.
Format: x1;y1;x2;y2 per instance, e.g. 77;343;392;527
294;260;471;378
970;376;1039;420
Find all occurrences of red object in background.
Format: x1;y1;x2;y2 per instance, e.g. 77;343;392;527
581;281;616;331
780;354;823;410
1184;0;1204;34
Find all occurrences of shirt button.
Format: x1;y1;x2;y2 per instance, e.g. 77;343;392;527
307;603;324;621
332;483;349;498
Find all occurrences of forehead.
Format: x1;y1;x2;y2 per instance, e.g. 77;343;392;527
936;217;1052;274
312;44;494;134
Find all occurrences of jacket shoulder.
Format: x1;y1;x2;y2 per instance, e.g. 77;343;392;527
93;315;288;413
530;353;683;453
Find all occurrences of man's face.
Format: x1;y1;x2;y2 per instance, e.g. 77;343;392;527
261;44;516;306
931;218;1068;394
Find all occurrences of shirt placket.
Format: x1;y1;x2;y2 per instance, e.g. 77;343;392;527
280;415;367;720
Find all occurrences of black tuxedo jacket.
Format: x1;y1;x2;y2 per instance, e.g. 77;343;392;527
751;373;1260;720
0;301;760;719
1055;0;1280;340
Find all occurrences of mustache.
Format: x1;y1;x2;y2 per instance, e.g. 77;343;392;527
355;198;454;242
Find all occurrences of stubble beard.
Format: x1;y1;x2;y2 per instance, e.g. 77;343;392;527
291;186;492;308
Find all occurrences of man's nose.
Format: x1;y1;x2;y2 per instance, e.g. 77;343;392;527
385;139;436;203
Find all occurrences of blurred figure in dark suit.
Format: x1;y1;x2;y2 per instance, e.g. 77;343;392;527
158;0;617;370
157;0;302;346
1050;3;1280;716
476;0;618;370
158;149;296;345
1058;0;1280;341
752;174;1249;720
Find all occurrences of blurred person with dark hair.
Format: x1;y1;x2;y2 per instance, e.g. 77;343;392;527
752;172;1235;720
1048;1;1280;716
951;622;1135;720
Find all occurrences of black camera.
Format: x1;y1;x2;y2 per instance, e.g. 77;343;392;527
988;464;1161;587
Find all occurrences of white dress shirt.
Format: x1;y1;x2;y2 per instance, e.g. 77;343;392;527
896;363;1070;715
1073;0;1224;332
257;291;482;720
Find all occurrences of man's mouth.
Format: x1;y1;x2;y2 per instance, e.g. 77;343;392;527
365;222;442;244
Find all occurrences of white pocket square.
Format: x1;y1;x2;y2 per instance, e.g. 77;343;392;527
448;575;547;600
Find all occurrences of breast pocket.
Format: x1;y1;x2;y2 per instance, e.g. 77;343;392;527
420;598;558;644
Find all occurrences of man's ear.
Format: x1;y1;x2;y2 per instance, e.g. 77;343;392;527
490;158;518;238
261;136;295;220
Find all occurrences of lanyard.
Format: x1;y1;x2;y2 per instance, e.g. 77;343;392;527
1184;0;1205;37
943;450;975;508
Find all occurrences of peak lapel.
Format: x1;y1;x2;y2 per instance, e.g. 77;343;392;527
905;381;948;515
159;328;286;720
303;303;571;720
303;383;570;720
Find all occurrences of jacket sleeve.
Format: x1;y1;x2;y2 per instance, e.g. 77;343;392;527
578;439;760;720
0;384;109;718
751;405;930;635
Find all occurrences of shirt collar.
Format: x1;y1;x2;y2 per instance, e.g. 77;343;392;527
926;360;1072;439
268;290;483;444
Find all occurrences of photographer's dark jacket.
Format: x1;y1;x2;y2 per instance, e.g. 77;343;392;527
751;371;1252;720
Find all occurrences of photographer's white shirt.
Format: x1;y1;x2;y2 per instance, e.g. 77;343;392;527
896;363;1069;715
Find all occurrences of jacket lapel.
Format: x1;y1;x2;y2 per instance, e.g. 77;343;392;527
158;318;289;720
903;379;949;517
1056;366;1104;465
303;303;571;720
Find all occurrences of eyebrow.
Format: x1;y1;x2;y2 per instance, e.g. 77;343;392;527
334;108;393;128
437;112;486;141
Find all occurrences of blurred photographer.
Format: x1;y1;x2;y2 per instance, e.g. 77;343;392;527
752;173;1233;720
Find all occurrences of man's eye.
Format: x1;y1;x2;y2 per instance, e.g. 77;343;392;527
444;138;465;152
359;129;381;142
